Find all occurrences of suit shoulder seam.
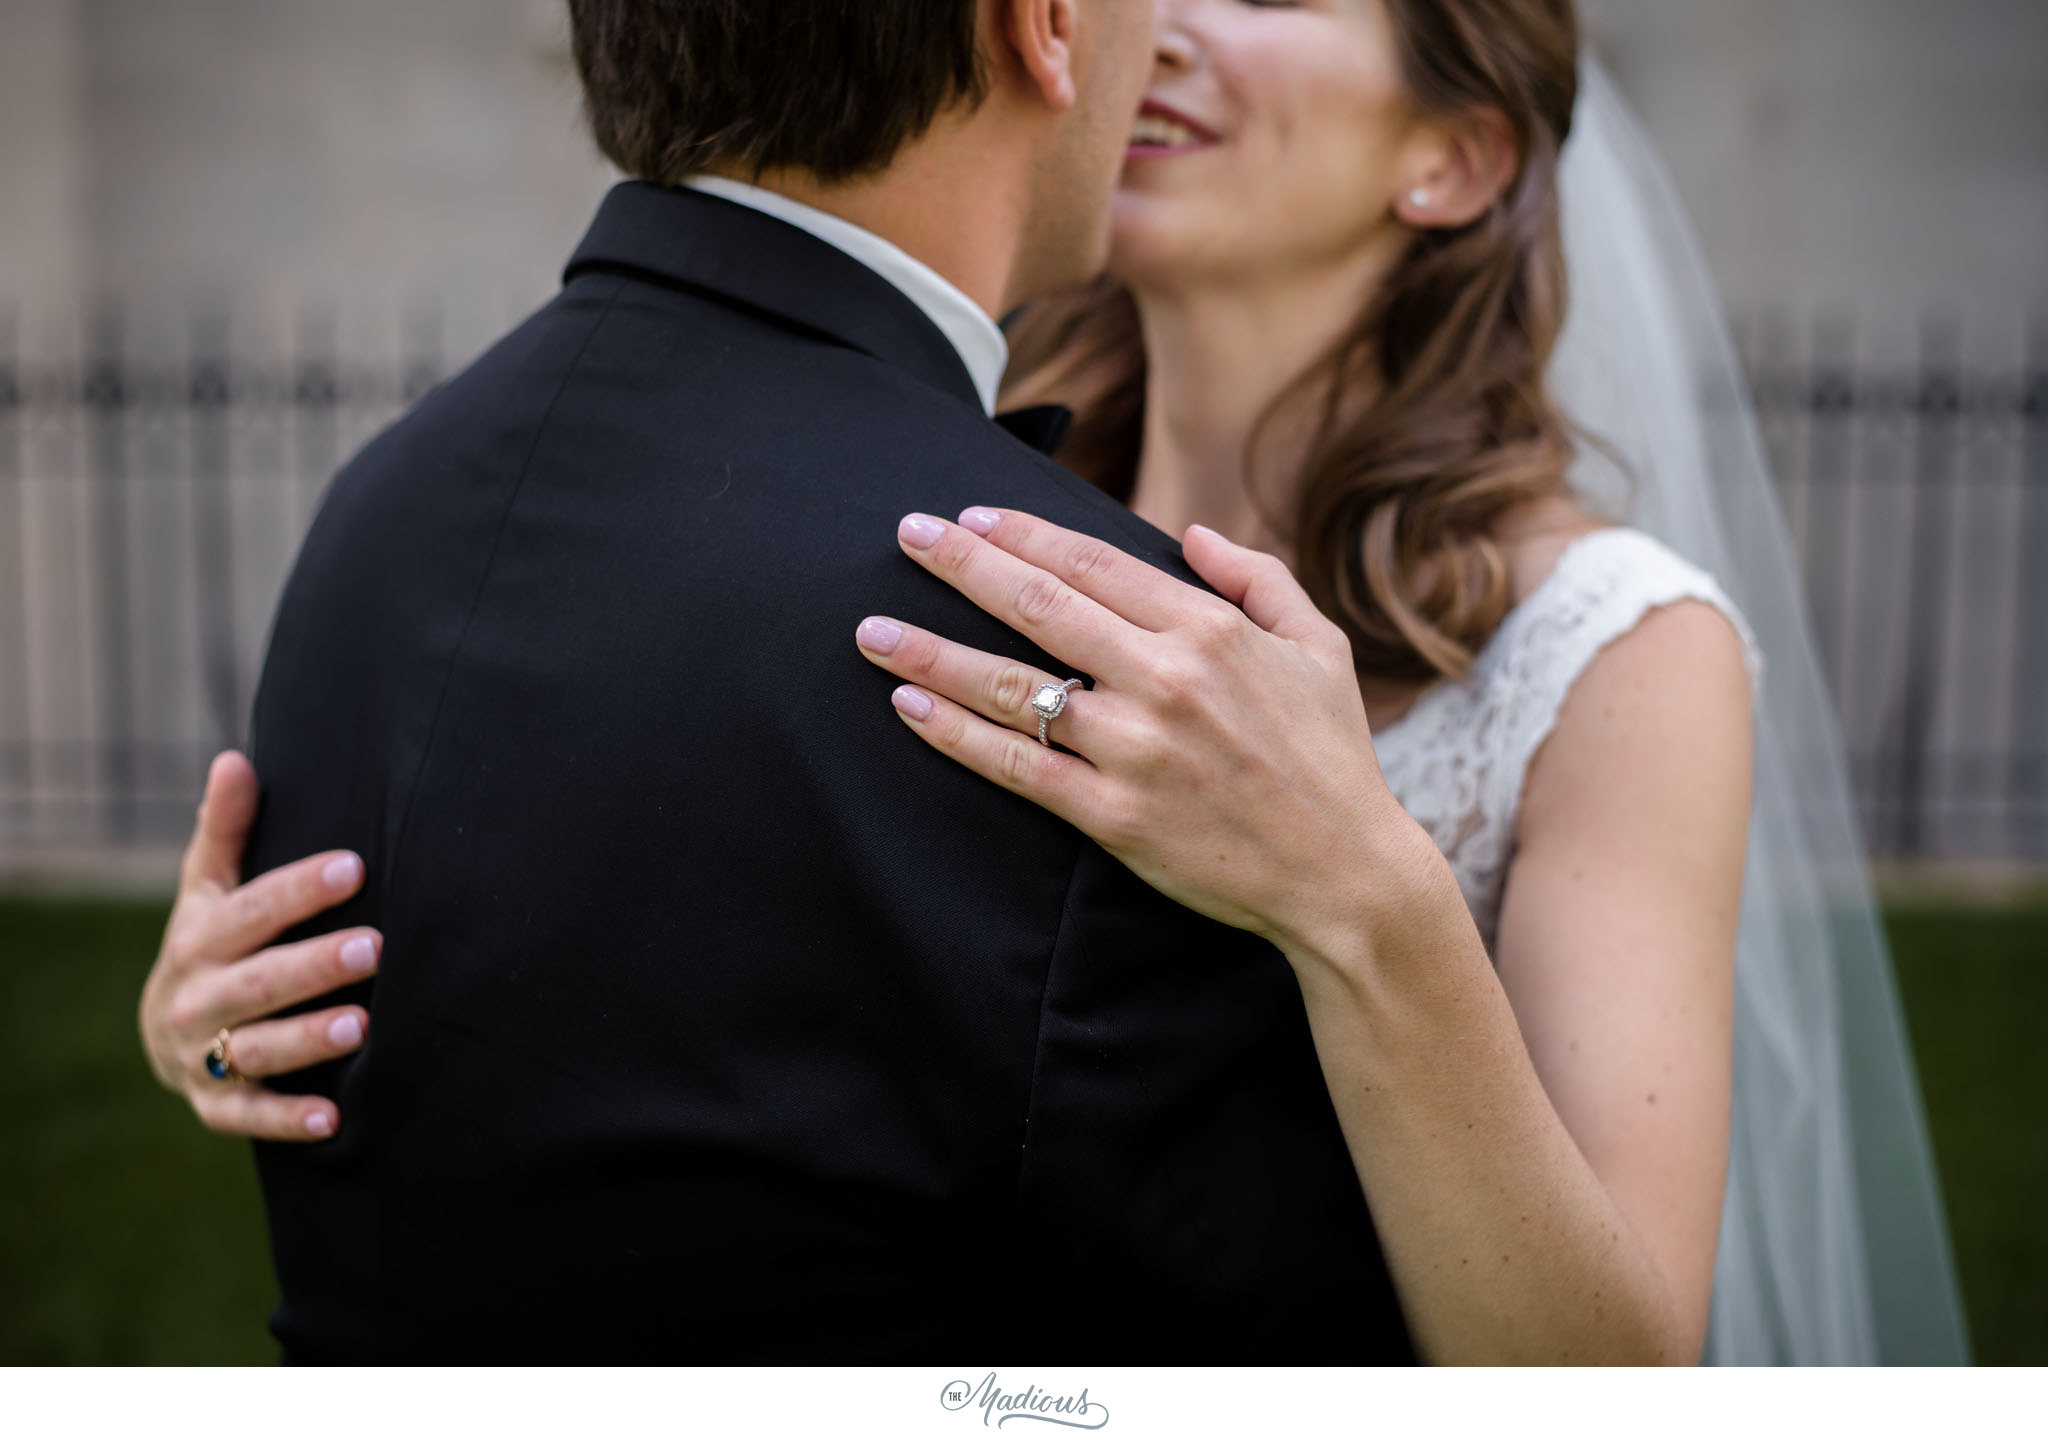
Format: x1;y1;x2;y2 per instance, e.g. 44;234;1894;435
382;276;628;882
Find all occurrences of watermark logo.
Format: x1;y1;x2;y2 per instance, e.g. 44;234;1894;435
937;1371;1109;1429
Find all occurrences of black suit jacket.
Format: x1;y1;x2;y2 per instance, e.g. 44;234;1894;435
243;181;1415;1364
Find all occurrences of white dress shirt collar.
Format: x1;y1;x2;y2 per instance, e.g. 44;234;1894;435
680;174;1009;416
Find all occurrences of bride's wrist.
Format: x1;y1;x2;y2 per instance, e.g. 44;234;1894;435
1269;803;1459;984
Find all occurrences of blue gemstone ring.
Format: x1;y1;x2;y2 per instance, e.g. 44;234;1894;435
204;1027;242;1083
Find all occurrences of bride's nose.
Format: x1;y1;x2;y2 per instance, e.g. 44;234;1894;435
1154;1;1197;73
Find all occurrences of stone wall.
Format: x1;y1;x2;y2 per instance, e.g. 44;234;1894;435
1583;0;2048;357
7;0;2041;357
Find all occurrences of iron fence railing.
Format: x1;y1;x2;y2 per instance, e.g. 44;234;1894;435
1738;317;2046;862
0;308;446;846
1;307;2043;861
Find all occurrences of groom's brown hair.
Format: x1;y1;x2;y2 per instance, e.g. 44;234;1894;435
567;0;989;186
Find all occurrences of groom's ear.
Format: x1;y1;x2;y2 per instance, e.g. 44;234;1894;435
998;0;1081;113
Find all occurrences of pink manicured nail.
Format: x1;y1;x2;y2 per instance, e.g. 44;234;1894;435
892;686;933;720
340;935;378;974
856;617;904;654
328;1013;364;1047
323;853;363;891
898;513;946;549
959;506;1002;535
305;1111;334;1137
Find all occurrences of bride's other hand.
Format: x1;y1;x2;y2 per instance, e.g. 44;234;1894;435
859;507;1435;972
139;751;380;1141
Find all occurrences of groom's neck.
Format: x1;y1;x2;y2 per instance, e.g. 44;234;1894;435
701;132;1036;321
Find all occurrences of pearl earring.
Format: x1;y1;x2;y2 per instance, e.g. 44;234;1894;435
1408;187;1432;209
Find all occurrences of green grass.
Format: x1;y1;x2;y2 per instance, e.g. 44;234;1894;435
1884;903;2048;1366
0;900;276;1363
1;895;2041;1364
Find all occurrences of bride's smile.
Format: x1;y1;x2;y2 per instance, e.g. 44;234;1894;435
1124;98;1220;157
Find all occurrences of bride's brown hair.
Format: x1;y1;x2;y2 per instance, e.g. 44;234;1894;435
1001;0;1581;686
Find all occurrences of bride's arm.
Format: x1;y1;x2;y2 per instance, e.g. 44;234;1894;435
1293;597;1748;1365
862;506;1749;1364
1493;599;1748;1359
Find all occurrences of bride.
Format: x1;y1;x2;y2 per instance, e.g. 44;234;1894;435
136;0;1965;1364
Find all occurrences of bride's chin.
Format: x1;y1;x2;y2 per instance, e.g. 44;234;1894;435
1105;208;1198;288
1103;244;1168;291
1107;232;1225;292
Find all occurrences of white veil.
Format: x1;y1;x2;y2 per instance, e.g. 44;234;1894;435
1547;58;1971;1365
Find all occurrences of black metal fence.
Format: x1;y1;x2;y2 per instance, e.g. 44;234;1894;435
1;308;2043;861
1738;318;2047;863
0;308;448;847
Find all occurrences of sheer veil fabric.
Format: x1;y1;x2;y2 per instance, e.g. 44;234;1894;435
1547;58;1971;1364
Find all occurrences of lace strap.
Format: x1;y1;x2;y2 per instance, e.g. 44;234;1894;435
1481;528;1766;840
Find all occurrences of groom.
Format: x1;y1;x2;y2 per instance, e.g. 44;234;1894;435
243;0;1412;1362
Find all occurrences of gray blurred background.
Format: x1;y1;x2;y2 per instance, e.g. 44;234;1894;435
1;0;2044;883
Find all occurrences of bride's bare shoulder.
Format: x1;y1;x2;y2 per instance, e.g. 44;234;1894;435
1514;581;1754;855
1491;494;1756;843
1494;495;1614;606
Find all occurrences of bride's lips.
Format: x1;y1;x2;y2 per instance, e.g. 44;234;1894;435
1126;98;1222;160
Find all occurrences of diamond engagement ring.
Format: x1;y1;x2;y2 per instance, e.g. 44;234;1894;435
1031;678;1083;746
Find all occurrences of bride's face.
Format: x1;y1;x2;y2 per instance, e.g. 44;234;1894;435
1110;0;1421;286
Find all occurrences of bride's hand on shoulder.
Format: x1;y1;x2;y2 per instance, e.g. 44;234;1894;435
857;507;1443;968
139;751;381;1141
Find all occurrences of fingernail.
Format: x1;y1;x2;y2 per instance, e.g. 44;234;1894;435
892;685;933;721
959;506;1002;535
305;1110;334;1137
340;935;378;974
898;513;946;550
856;616;904;655
1188;523;1218;541
328;1013;364;1047
323;853;363;891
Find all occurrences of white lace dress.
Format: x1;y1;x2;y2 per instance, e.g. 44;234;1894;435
1371;526;1765;954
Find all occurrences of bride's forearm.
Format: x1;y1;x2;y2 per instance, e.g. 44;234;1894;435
1276;828;1691;1365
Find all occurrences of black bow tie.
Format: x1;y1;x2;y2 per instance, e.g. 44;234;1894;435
994;404;1074;458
